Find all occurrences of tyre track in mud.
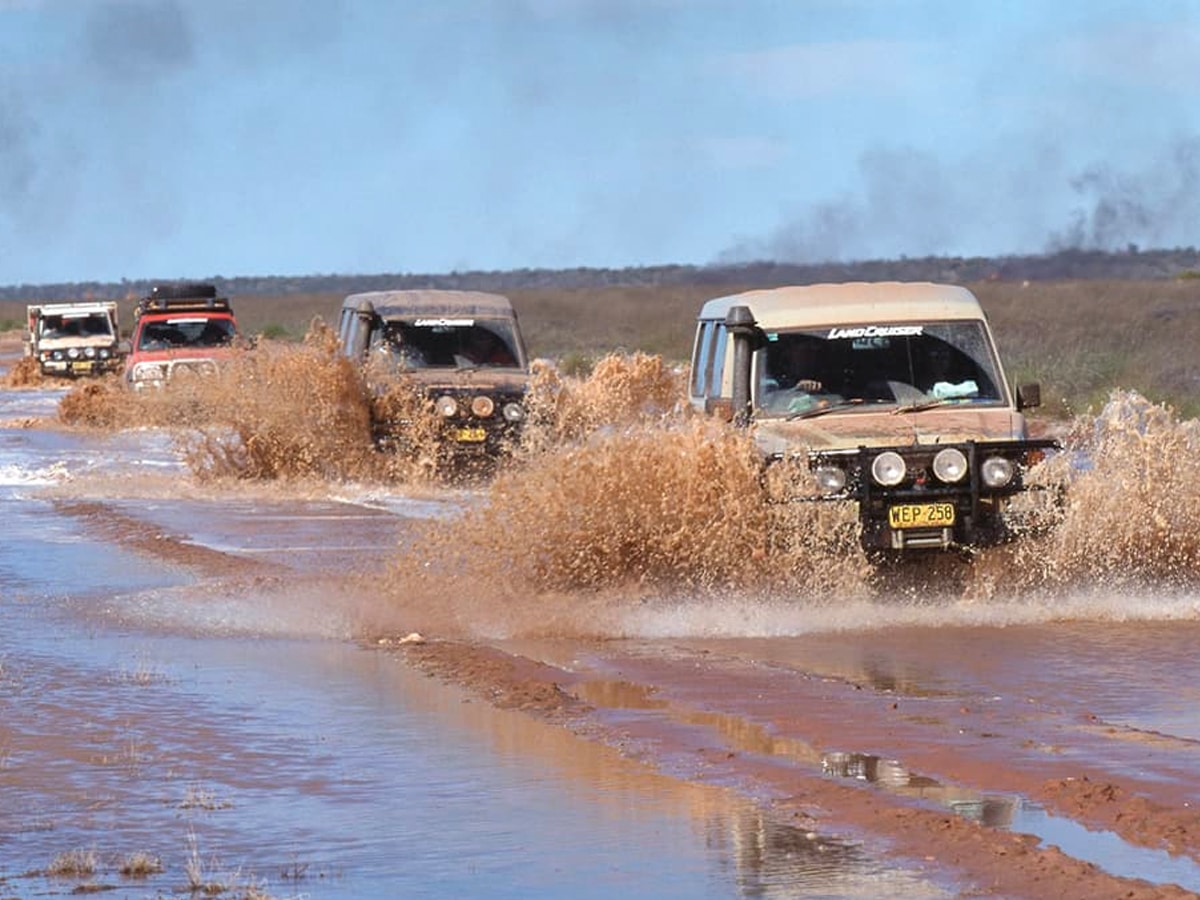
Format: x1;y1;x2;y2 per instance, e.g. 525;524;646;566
388;636;1200;900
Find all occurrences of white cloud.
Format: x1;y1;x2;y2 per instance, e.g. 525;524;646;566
720;38;934;99
1055;22;1200;93
698;135;788;170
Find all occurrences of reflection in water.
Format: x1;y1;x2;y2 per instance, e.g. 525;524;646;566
820;751;1200;892
821;751;1017;827
0;409;953;899
0;598;955;900
11;357;1200;897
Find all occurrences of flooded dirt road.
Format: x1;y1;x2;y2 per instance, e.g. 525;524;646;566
4;350;1200;899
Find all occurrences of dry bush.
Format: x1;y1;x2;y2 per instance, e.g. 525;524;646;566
46;847;98;877
976;279;1200;418
119;851;163;877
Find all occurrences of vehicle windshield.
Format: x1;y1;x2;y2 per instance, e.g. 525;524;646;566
755;320;1005;416
369;319;521;371
137;317;236;351
40;313;114;339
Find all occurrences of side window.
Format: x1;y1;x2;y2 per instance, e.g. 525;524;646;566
691;321;715;397
709;323;728;397
338;307;356;348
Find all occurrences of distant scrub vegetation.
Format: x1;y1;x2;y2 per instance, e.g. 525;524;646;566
6;251;1200;420
5;246;1200;303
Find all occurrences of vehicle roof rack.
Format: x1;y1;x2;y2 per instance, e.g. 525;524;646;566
137;283;232;316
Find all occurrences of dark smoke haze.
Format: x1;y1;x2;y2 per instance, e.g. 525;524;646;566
1;1;1198;284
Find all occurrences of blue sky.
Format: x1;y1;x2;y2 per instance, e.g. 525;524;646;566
2;0;1199;286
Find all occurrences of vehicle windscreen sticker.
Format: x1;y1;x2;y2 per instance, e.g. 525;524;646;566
414;318;474;327
827;325;924;339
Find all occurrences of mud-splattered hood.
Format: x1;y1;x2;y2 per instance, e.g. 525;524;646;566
387;368;531;396
751;405;1030;457
38;334;117;350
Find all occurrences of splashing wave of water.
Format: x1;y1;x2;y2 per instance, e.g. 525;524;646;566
53;342;1200;636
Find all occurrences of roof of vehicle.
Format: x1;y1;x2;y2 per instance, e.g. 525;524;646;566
28;301;117;314
697;282;986;330
342;289;516;319
136;299;234;319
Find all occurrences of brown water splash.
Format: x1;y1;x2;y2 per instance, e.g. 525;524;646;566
1005;390;1200;590
383;418;870;639
52;338;1200;614
519;351;687;451
3;355;45;388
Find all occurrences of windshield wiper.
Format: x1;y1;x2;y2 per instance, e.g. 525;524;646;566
785;398;881;420
892;398;959;414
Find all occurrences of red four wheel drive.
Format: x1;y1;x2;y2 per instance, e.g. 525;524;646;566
124;283;240;388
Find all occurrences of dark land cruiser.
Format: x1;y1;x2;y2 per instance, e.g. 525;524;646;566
337;290;531;456
690;282;1059;554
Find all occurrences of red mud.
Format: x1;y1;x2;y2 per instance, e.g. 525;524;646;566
390;636;1200;900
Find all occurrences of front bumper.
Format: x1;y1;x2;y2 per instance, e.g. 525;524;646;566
802;439;1060;551
40;355;121;377
373;386;528;457
126;358;220;388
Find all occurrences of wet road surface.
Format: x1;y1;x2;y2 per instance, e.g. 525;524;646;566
3;379;1200;898
0;385;952;899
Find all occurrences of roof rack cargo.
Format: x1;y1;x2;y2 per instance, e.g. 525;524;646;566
137;283;232;316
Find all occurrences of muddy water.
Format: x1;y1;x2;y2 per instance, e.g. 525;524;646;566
0;386;949;898
11;355;1200;897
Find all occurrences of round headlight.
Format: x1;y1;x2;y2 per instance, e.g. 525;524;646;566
435;395;459;418
84;347;97;359
871;451;906;487
502;402;525;423
932;447;968;483
470;395;495;418
67;347;80;359
814;465;847;494
981;456;1015;487
99;348;111;359
132;363;166;382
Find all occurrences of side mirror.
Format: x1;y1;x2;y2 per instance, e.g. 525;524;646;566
1016;382;1041;411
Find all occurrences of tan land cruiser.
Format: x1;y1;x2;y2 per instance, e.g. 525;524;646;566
25;301;123;377
337;290;531;456
689;282;1058;553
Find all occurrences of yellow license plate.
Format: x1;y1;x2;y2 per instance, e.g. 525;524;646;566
452;427;487;443
888;502;956;529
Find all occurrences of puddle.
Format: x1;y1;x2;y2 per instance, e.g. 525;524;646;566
822;751;1200;892
572;677;1200;892
0;596;955;900
0;418;955;899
